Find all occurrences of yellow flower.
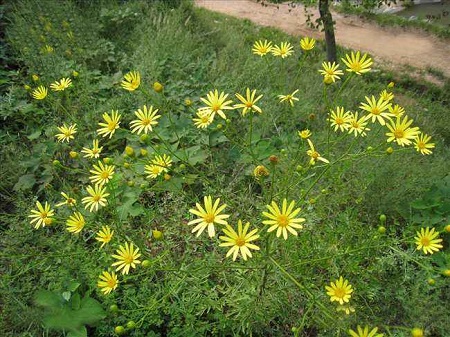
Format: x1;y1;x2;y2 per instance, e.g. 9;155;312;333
262;199;305;240
144;154;172;179
388;104;405;117
252;40;273;56
411;328;424;337
329;107;352;132
66;212;85;233
81;139;103;159
387;81;395;88
414;133;435;155
336;304;355;315
50;78;72;91
298;129;312;139
96;225;114;248
55;123;77;142
42;45;54;53
300;37;315;51
253;165;269;179
272;42;294;58
414;227;443;254
121;71;140;91
234;88;263;115
306;139;329;165
219;220;260;261
89;161;115;186
347;112;370;137
32;74;39;82
341;51;373;75
318;62;343;83
348;325;383;337
97;271;118;295
111;242;142;275
325;276;353;305
359;95;392;126
188;195;230;237
198;89;234;120
385;115;420;146
82;185;110;212
153;81;163;93
193;111;214;129
32;86;48;100
278;89;299;106
29;201;55;229
56;192;76;207
130;105;161;134
379;89;394;102
97;110;121;139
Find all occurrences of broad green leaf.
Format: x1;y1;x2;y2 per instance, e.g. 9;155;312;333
13;174;36;191
34;290;63;308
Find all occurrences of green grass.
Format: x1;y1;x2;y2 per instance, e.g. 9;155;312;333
1;0;449;336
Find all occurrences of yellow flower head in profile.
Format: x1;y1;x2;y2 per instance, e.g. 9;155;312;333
81;139;103;159
50;78;72;91
32;86;48;100
388;104;405;117
66;212;85;234
319;62;344;83
306;139;329;165
272;42;294;58
298;129;312;139
359;95;392;126
188;195;230;238
32;74;39;82
329;107;352;132
89;160;115;186
262;199;305;240
97;271;118;295
97;110;121;139
130;105;161;134
325;276;353;305
385;115;420;147
144;154;172;179
82;185;110;212
56;192;76;207
111;242;142;275
199;89;234;120
42;45;54;53
336;304;355;315
300;37;315;51
414;133;435;155
55;123;77;142
252;40;273;56
253;165;269;179
96;225;114;248
347;112;370;137
234;88;263;116
414;227;443;254
193;111;214;129
348;325;383;337
278;89;299;107
341;51;373;75
219;220;260;261
29;201;55;229
379;89;394;102
121;71;140;91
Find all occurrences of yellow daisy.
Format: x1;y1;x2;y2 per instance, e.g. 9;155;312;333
414;133;435;155
82;185;109;212
81;139;103;159
319;62;343;83
234;88;263;115
379;89;394;102
252;40;273;56
359;95;392;126
29;201;55;229
348;325;383;337
271;42;294;58
66;212;85;233
306;139;329;165
97;110;121;139
56;192;77;207
347;112;370;137
129;105;161;134
50;78;72;91
262;199;305;240
144;154;172;179
89;161;115;186
385;115;420;146
388;104;405;117
193;111;214;129
219;220;260;261
96;225;114;248
329;107;352;132
414;227;443;255
121;71;140;91
97;271;118;295
32;86;48;100
198;89;234;120
188;195;230;237
253;165;270;179
55;123;77;142
298;129;312;139
341;51;373;75
278;89;299;106
325;276;353;305
300;37;315;51
111;242;142;275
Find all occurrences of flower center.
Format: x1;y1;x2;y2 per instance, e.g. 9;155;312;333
277;214;289;227
107;279;116;287
101;171;110;179
352;63;361;71
211;104;220;112
203;213;215;224
92;148;99;154
245;102;253;108
142;118;151;126
107;122;117;131
417;141;426;150
152;166;161;175
44;218;53;225
311;151;319;159
420;237;430;247
201;115;210;123
93;195;101;202
335;117;344;125
334;288;345;298
64;130;72;136
41;212;48;218
235;237;246;247
372;108;380;115
124;255;134;264
351;121;360;128
394;130;404;139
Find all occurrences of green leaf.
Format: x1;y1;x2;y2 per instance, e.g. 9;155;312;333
68;281;81;292
27;129;42;140
70;293;81;310
67;326;87;337
75;297;106;326
13;174;36;191
34;290;63;309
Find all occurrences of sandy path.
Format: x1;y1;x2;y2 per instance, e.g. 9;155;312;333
195;0;450;78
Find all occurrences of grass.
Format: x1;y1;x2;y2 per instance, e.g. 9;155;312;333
1;0;449;336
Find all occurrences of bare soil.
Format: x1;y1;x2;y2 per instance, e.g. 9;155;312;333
195;0;450;81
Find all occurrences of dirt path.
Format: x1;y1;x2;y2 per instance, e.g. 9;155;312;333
195;0;450;79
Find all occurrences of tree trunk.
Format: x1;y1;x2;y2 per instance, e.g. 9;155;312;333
319;0;337;62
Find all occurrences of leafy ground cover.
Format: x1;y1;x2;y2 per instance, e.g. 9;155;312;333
1;0;449;336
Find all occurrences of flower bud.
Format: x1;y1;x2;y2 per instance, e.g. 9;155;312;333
388;81;395;88
444;224;450;233
427;278;435;285
269;155;278;165
24;84;31;90
386;147;394;155
411;328;424;337
69;151;78;159
379;214;386;224
139;134;149;143
32;74;39;81
103;157;112;164
185;98;192;106
142;259;151;268
164;173;171;181
152;229;164;240
52;159;61;167
378;226;386;234
153;81;163;93
253;165;269;179
140;148;148;157
125;146;134;156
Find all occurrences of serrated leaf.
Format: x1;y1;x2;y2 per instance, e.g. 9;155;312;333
34;290;63;308
13;174;36;191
